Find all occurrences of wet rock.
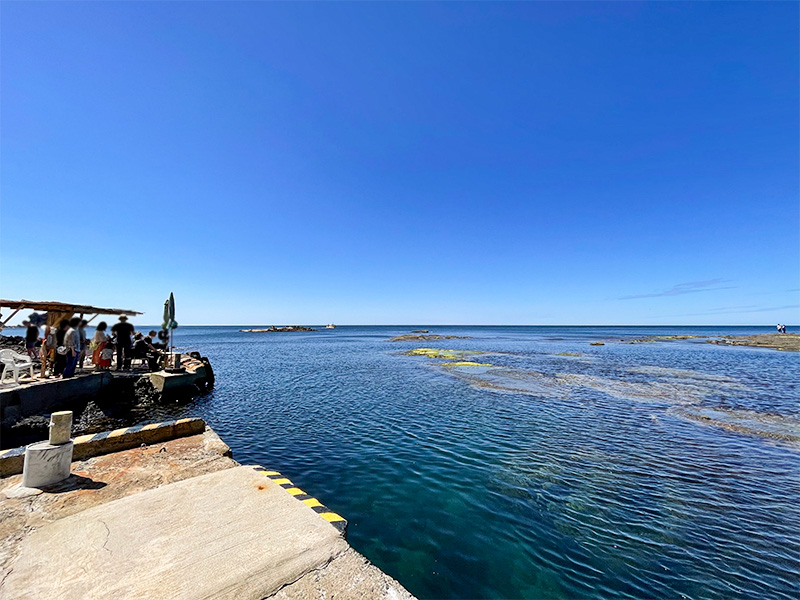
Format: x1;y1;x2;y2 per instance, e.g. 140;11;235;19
0;335;25;352
708;333;800;352
134;377;161;406
7;415;50;439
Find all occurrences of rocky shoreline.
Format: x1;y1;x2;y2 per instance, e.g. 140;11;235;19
596;333;799;352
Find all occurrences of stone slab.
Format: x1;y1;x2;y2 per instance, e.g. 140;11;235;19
0;429;237;577
2;465;350;599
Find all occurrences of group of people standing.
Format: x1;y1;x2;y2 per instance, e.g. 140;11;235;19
776;324;788;334
43;317;89;378
23;314;169;379
89;316;167;371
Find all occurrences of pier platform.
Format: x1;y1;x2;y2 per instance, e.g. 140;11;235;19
1;366;208;431
0;423;414;599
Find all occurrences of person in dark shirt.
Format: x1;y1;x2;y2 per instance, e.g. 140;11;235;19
148;330;166;350
24;320;40;359
111;315;135;370
133;333;161;371
52;319;70;377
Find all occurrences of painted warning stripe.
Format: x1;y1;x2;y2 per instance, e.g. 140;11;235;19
249;465;347;536
3;418;199;457
0;446;25;459
1;418;207;478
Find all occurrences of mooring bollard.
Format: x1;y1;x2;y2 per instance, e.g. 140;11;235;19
21;411;74;489
49;410;72;445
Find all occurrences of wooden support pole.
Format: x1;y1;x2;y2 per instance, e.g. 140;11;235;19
1;308;21;326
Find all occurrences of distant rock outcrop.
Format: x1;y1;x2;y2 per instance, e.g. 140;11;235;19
240;326;316;333
389;334;471;342
708;333;799;352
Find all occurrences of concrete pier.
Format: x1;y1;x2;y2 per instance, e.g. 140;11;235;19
0;371;114;426
0;422;414;600
1;367;210;434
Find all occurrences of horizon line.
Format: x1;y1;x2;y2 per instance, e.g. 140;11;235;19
4;323;789;328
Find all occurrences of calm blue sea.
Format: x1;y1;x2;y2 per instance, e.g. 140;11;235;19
21;325;800;599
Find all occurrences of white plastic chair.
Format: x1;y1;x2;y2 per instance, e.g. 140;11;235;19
0;349;35;385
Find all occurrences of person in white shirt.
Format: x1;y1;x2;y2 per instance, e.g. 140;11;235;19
63;317;82;378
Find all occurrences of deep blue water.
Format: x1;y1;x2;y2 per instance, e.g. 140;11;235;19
90;327;800;598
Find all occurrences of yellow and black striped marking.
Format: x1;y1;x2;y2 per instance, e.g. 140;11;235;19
249;465;347;536
0;446;26;460
1;418;207;478
73;418;200;444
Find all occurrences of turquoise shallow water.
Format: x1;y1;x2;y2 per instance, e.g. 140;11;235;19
158;326;796;599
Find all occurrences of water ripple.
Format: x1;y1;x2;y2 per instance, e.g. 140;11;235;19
156;326;800;600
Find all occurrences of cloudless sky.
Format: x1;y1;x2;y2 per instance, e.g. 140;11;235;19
1;1;798;325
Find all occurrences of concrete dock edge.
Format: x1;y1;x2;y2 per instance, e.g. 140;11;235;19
250;465;348;536
0;417;207;477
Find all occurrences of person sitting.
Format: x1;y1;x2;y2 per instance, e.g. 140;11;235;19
148;330;166;350
133;333;161;371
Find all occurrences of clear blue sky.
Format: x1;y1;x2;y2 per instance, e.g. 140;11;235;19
1;2;798;325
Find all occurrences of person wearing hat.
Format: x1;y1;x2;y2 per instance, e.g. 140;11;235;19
111;315;135;370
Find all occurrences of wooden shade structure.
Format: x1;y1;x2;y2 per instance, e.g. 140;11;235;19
1;300;144;377
0;299;142;327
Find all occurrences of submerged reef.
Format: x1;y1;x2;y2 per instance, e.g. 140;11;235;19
626;335;702;344
400;345;799;447
404;348;480;360
403;348;492;368
672;406;800;442
443;361;493;368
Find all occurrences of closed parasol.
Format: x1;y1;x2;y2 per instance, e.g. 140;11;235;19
162;293;178;353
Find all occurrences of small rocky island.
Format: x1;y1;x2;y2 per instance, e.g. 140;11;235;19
389;333;471;342
240;326;316;333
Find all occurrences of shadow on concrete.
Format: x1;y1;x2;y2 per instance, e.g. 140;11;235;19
40;474;107;494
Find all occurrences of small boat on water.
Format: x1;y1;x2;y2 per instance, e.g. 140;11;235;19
325;324;336;329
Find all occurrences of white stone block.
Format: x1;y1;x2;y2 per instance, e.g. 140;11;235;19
22;441;74;488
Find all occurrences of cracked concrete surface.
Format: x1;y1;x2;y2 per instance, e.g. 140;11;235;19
0;429;414;599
